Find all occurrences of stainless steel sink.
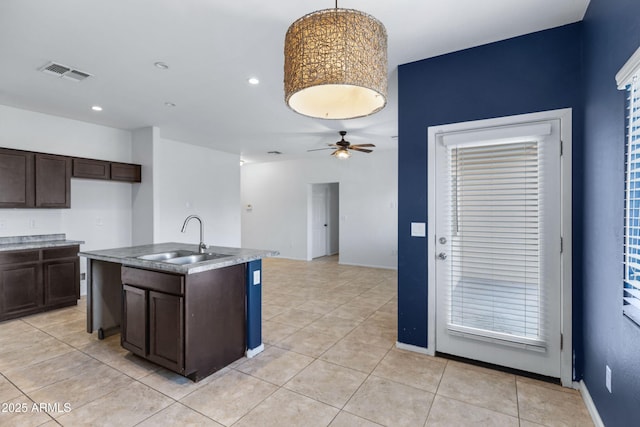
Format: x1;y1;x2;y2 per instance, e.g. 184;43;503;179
136;250;196;261
164;252;230;265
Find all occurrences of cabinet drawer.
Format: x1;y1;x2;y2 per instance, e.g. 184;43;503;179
121;267;184;295
0;250;39;265
42;245;79;261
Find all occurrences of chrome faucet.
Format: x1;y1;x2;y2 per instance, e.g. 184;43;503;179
181;215;207;253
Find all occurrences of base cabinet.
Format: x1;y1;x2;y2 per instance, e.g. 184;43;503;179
121;264;245;381
122;284;147;357
44;258;79;306
0;263;42;318
148;290;184;372
0;245;79;321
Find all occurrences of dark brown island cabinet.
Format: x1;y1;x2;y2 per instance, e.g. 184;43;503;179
121;263;246;381
0;245;80;321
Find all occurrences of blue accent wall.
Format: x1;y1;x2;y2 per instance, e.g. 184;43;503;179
398;2;640;424
246;259;262;350
582;0;640;425
397;23;584;354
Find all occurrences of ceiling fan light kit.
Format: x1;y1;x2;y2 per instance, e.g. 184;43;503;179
284;4;388;120
333;148;351;159
308;130;376;159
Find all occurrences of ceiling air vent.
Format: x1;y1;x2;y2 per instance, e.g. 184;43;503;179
267;151;283;155
39;62;92;82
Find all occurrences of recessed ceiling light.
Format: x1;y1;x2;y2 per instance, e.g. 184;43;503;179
248;77;260;85
164;102;176;107
154;61;169;70
91;105;103;111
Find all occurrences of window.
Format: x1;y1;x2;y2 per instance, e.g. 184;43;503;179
619;47;640;325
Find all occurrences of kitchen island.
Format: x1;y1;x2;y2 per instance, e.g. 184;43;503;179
79;242;277;381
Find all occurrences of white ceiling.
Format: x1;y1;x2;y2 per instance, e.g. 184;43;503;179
0;0;589;163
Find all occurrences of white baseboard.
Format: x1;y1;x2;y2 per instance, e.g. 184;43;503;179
396;341;435;356
246;344;264;358
579;380;605;427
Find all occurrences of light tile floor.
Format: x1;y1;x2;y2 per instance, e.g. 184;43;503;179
0;256;594;426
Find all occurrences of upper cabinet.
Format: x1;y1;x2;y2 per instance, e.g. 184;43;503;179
0;149;71;209
72;158;111;180
0;148;35;208
0;147;141;209
35;153;71;208
111;162;141;183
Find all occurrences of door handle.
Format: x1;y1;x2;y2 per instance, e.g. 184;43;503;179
438;252;447;260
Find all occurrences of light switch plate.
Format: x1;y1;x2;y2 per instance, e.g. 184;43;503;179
253;270;261;285
411;222;426;237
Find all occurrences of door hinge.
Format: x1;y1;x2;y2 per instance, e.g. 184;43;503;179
560;140;563;156
560;237;563;253
560;333;564;350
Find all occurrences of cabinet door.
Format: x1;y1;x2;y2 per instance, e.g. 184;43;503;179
0;148;35;208
111;162;141;182
121;285;147;357
43;258;79;307
72;158;111;180
148;291;184;373
35;153;71;208
0;263;42;321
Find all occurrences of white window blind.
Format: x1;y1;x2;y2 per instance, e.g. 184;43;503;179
624;75;640;325
619;46;640;326
447;141;546;348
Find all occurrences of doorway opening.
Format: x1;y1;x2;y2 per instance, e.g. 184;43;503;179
308;183;339;260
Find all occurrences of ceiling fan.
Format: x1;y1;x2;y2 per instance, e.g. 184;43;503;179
308;131;376;159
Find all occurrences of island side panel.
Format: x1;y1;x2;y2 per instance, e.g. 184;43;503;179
246;259;262;355
184;263;246;381
88;259;122;338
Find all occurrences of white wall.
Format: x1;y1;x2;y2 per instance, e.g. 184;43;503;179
152;138;241;247
131;127;156;245
0;105;134;294
241;150;398;269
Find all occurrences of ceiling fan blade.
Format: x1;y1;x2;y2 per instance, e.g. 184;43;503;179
307;144;339;152
350;147;373;153
351;143;376;148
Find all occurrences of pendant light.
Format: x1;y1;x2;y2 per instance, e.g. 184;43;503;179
284;1;387;120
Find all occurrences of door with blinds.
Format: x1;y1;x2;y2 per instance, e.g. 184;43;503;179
434;119;562;378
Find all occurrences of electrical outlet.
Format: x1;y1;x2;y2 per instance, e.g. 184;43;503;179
606;365;612;393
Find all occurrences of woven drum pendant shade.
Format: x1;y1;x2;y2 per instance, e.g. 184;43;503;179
284;8;387;120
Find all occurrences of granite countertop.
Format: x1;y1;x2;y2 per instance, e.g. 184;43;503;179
79;242;279;275
0;234;85;252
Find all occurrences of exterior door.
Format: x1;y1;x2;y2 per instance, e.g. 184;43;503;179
433;118;562;378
